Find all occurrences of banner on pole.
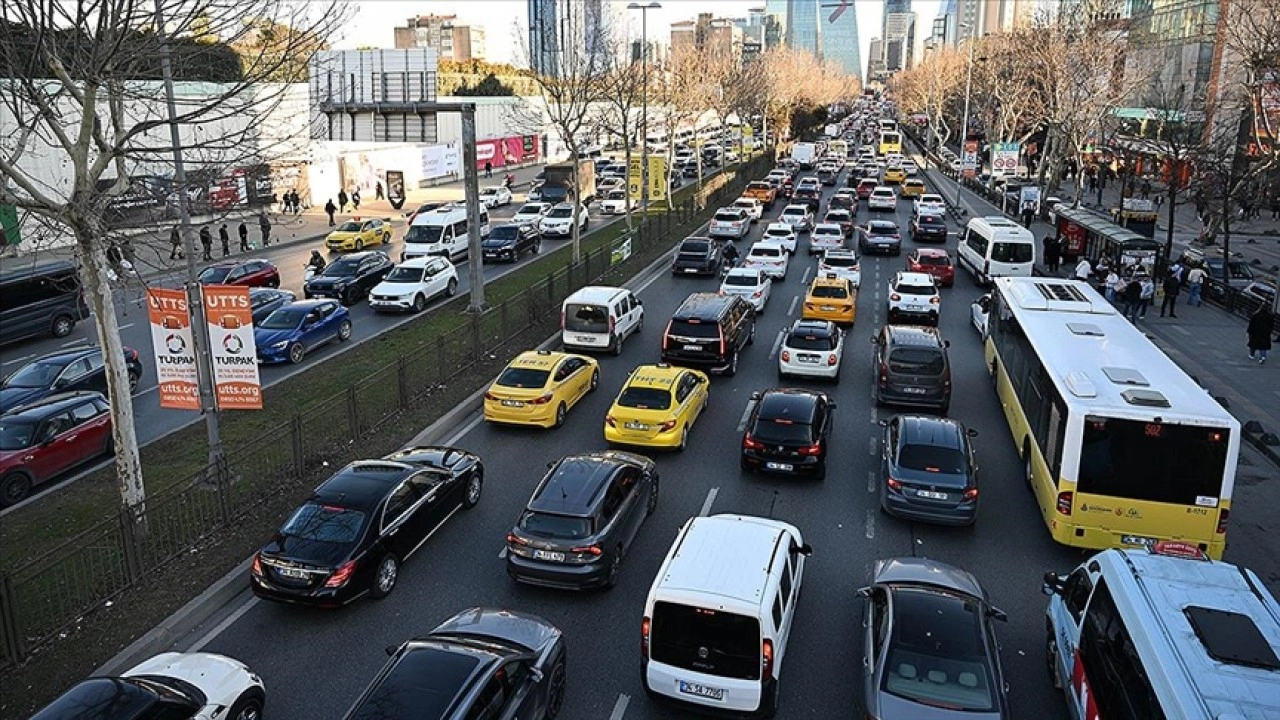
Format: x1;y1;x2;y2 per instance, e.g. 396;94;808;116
647;156;668;202
201;285;263;410
961;140;980;178
146;288;200;410
628;156;644;202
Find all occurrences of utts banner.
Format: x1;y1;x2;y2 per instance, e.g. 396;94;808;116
146;288;199;410
201;285;263;410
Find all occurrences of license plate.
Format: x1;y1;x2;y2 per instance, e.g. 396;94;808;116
798;354;818;363
765;462;794;471
533;549;566;562
678;681;725;701
501;399;525;407
1122;534;1157;547
903;387;927;395
906;305;923;312
277;567;308;579
625;422;650;430
683;344;702;351
917;490;949;500
575;336;595;343
684;268;699;274
821;305;835;311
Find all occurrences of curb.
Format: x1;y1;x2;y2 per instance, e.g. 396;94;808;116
1243;420;1280;468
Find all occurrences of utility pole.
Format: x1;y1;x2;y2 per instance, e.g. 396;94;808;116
953;23;976;213
460;105;485;312
154;0;224;480
629;2;661;217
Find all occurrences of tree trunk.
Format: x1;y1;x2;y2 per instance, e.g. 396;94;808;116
1164;182;1178;262
570;149;581;264
622;138;633;230
75;224;146;520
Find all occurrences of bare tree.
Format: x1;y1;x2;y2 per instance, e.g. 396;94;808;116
0;0;344;514
889;47;966;154
598;40;645;228
652;48;712;202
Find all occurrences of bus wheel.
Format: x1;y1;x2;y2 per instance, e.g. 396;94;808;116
1023;440;1033;490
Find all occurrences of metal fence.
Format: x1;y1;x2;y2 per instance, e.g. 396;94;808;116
0;155;770;667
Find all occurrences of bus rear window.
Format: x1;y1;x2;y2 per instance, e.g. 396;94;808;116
1077;418;1230;505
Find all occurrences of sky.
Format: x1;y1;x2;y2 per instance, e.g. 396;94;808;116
331;0;943;79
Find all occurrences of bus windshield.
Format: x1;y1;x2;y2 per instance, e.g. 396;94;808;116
1077;417;1230;505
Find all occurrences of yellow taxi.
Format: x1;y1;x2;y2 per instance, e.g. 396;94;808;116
802;273;857;325
882;166;907;184
900;178;927;198
604;364;709;451
484;350;599;428
325;217;392;252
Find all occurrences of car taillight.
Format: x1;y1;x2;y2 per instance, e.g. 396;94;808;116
609;315;615;334
828;354;838;366
841;304;853;312
886;476;903;490
529;393;554;405
1056;491;1073;515
605;414;617;427
1217;508;1230;534
743;434;763;450
804;302;815;310
930;296;940;305
484;391;498;401
719;332;726;357
641;616;652;658
943;368;952;391
324;560;357;588
890;293;901;301
799;443;822;456
752;289;763;298
662;321;672;351
879;361;889;385
762;639;775;682
659;419;678;432
963;487;979;501
251;553;263;576
571;544;603;556
781;350;791;362
506;532;528;546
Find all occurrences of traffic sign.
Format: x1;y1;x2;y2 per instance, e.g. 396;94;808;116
991;142;1020;172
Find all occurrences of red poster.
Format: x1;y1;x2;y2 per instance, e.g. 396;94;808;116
474;135;540;169
1058;219;1087;256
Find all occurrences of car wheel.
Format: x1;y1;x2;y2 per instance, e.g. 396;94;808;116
446;277;458;297
747;323;756;345
0;472;33;506
589;369;600;393
814;459;827;481
226;689;265;720
267;278;279;289
831;367;841;385
724;351;738;377
533;240;542;254
412;294;427;312
341;289;354;306
371;554;399;599
604;546;624;588
740;458;753;473
463;467;483;508
127;370;139;393
51;314;75;338
610;333;623;356
354;238;364;251
553;402;567;428
646;474;659;515
338;319;353;341
288;343;306;364
678;425;689;452
544;660;567;719
1024;442;1035;489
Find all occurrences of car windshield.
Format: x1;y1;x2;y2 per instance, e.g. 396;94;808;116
668;320;719;339
724;274;760;287
259;308;306;330
815;227;842;237
518;511;593;540
198;266;231;283
918;216;945;227
250;291;281;310
823;255;857;268
403;224;444;244
765;228;791;238
750;247;782;259
517;205;543;215
898;443;968;478
4;361;63;388
0;420;36;450
488;226;519;241
914;254;950;266
787;333;835;351
869;225;898;235
991;242;1033;263
495;367;550;389
335;221;362;232
751;416;815;444
321;259;360;277
715;211;741;222
547;207;574;219
679;241;710;255
480;188;498;196
617;386;672;410
650;601;762;681
889;348;945;375
384;266;425;283
882;587;996;711
608;190;626;200
811;284;849;299
281;502;367;544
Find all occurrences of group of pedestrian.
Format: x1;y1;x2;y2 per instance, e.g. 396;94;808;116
171;212;272;261
336;187;362;214
280;189;303;214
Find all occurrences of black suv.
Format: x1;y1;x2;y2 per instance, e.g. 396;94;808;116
505;451;658;589
671;236;722;276
741;388;836;479
661;293;756;376
910;213;949;243
303;250;394;306
482;223;541;263
872;325;952;413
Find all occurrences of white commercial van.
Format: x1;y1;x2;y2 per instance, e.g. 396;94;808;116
956;216;1036;285
400;205;490;262
560;286;644;355
1043;542;1280;720
641;514;811;718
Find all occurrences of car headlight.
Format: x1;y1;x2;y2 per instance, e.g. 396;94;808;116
271;340;289;349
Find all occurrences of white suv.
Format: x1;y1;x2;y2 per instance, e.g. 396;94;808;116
762;222;798;254
868;186;898;211
538;202;589;237
818;249;861;288
710;207;752;240
887;271;941;325
369;256;459;313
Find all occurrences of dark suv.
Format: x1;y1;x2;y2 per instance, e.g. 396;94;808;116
910;213;949;243
872;325;952;413
740;388;836;479
505;451;658;589
671;236;722;276
661;293;756;376
482;222;541;262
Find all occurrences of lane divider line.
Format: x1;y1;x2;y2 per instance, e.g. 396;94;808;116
699;487;720;517
737;398;757;431
786;295;798;317
189;597;259;653
769;329;786;360
865;509;876;539
609;693;631;720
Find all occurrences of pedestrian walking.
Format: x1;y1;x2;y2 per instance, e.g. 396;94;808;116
484;161;492;178
238;222;250;252
219;223;231;256
1137;272;1155;319
199;226;213;260
1104;269;1121;303
1195;197;1207;222
1074;256;1093;282
375;181;384;200
1140;179;1151;199
351;188;361;210
169;225;184;259
1159;271;1181;317
1247;306;1274;364
258;212;271;247
1121;275;1143;321
1270;193;1280;220
1186;264;1207;306
325;199;337;226
1043;236;1060;273
338;189;349;213
105;240;125;277
1154;193;1164;209
281;192;292;214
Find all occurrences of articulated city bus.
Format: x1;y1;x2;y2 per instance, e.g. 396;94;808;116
981;277;1240;558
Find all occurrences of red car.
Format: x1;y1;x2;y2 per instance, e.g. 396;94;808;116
907;248;956;287
197;258;280;288
0;391;113;505
856;178;879;200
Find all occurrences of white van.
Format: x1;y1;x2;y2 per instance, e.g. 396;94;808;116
1043;542;1280;720
641;514;811;718
956;216;1035;285
401;205;490;262
561;286;644;355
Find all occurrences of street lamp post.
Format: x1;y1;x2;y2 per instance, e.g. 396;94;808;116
628;2;661;216
953;23;976;212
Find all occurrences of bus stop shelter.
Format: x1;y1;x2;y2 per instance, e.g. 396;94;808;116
1055;206;1165;275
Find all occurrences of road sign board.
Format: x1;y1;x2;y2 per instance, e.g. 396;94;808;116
991;142;1020;172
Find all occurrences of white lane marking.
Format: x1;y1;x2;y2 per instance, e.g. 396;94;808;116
609;694;631;720
869;437;878;456
800;266;811;286
60;338;90;348
787;295;798;317
868;470;877;493
769;329;786;360
865;509;876;539
870;408;877;424
498;547;508;559
736;398;757;431
443;412;486;447
699;487;720;517
0;354;35;368
189;596;259;653
118;323;135;331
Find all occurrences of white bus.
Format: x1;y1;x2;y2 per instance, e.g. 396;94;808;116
981;277;1240;559
957;216;1036;284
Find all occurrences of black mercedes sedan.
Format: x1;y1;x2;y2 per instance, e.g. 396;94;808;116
343;607;566;720
251;446;483;606
740;388;836;479
302;251;394;306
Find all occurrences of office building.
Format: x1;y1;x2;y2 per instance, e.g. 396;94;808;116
823;0;862;79
931;15;949;45
941;0;982;46
884;12;916;71
786;0;821;56
393;15;487;61
670;13;745;59
527;0;611;77
1124;0;1217;112
867;36;888;83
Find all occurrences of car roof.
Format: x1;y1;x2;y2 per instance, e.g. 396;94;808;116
895;271;937;285
282;299;334;311
764;222;793;231
509;349;575;370
867;220;899;229
825;208;853;215
756;388;823;424
332;251;383;261
530;454;624;516
789;319;837;338
822;249;858;260
657;514;800;608
674;292;734;319
810;274;850;288
566;285;627;304
873;556;986;600
813;223;843;232
904;179;925;186
748;242;786;252
396;255;446;267
920;194;944;201
895;415;966;449
884;324;946;346
0;260;78;285
3;391;105;420
26;346;102;365
782;205;808;212
347;641;498;720
31;677;182;720
913;247;950;258
315;460;420;513
871;186;896;193
624;364;686;390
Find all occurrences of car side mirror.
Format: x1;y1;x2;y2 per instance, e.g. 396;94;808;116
385;645;399;656
750;391;762;401
827;401;837;409
878;418;890;427
53;378;69;389
795;543;813;556
855;585;872;599
546;460;556;469
966;427;980;437
987;606;1009;623
944;340;951;348
869;334;879;345
1043;572;1064;596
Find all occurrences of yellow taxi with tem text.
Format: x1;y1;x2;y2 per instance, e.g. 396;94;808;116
604;364;709;451
483;350;600;428
802;273;857;325
900;178;927;198
882;166;907;184
325;217;392;252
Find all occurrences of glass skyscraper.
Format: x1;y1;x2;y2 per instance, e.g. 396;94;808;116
823;1;862;79
883;0;912;38
787;0;821;56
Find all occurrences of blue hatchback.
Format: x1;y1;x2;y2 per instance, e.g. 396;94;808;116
254;299;352;365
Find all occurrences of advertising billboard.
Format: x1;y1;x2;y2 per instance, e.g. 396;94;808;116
474;135;542;170
647;156;668;202
146;288;200;411
201;285;263;410
628;156;644;202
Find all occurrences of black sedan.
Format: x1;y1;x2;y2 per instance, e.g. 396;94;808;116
671;236;722;276
342;607;566;720
251;446;483;606
880;415;980;526
303;250;394;306
0;346;143;413
858;558;1010;719
482;223;541;263
249;287;296;325
740;388;836;479
506;451;658;590
910;213;949;243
